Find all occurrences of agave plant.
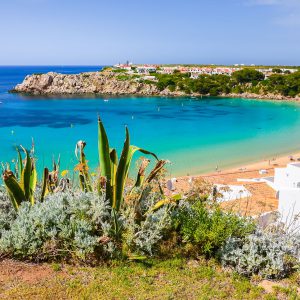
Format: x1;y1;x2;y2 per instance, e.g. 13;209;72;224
97;116;166;212
2;146;59;210
75;140;93;192
40;156;70;201
2;147;38;210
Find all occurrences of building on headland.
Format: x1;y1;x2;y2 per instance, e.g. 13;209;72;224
113;63;132;71
157;66;178;74
113;63;298;78
136;65;157;74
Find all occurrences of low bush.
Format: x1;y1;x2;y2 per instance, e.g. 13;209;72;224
0;186;173;262
0;188;16;231
0;192;111;261
174;199;255;257
221;230;300;279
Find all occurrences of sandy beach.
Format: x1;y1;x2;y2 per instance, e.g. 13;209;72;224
170;150;300;216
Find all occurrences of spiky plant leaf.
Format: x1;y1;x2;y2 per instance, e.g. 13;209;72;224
40;168;49;202
3;170;26;210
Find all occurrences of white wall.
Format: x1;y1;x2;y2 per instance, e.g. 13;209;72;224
286;164;300;188
274;163;300;190
278;188;300;230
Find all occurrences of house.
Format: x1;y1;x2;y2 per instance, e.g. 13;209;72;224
272;163;300;227
113;64;132;71
256;163;300;228
136;65;157;74
158;66;178;74
142;75;157;82
190;73;199;79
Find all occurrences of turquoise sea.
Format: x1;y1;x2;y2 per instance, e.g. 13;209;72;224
1;66;300;177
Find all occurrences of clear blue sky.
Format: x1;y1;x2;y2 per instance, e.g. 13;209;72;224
1;0;299;65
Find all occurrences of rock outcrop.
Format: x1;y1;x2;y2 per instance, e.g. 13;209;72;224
12;71;182;96
12;71;300;101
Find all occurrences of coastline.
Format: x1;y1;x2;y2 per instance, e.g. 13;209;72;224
177;149;300;180
174;149;300;194
11;71;300;102
171;150;300;216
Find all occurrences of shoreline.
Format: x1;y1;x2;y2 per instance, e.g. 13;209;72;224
171;150;300;215
11;89;300;103
11;71;300;102
175;149;300;184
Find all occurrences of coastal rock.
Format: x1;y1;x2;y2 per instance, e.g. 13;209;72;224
13;71;165;96
12;71;300;101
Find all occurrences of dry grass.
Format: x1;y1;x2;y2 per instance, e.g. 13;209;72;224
0;259;299;300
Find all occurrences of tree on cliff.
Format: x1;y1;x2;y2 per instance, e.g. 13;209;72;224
232;69;265;84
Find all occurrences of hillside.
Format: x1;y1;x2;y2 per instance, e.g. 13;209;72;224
12;68;300;101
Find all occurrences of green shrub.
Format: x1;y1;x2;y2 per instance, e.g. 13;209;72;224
116;75;131;81
175;200;255;257
113;69;127;73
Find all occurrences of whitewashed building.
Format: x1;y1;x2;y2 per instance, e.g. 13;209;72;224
265;163;300;228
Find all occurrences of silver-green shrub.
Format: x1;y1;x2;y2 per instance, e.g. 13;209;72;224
0;188;16;232
221;230;300;279
0;187;174;260
122;188;173;256
122;205;172;256
0;191;112;260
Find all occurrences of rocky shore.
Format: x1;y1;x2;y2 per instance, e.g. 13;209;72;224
11;71;300;101
11;71;183;96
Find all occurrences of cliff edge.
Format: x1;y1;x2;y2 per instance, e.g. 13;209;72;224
12;71;181;96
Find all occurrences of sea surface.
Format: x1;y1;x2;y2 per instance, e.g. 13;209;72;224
1;66;300;177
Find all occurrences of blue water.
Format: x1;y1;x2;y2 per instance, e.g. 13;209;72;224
1;66;300;177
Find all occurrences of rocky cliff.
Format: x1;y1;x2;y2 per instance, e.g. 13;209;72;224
12;71;183;96
12;71;300;101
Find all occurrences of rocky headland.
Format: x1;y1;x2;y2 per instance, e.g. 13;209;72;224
11;70;300;101
11;71;182;96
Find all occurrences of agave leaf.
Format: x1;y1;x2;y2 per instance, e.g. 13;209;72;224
98;116;111;179
40;168;49;202
3;170;26;210
114;128;159;211
114;127;131;210
110;148;118;205
16;147;23;180
133;158;150;189
20;147;32;201
110;149;118;185
148;198;171;213
147;194;182;214
29;167;37;205
145;160;167;183
98;117;114;204
79;143;93;192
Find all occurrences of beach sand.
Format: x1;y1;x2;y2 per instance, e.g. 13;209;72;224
169;151;300;216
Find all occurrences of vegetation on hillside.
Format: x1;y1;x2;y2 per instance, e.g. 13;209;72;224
135;68;300;97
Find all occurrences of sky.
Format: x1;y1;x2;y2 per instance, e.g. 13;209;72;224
0;0;300;65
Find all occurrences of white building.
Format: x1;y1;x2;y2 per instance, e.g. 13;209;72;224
136;65;157;74
266;163;300;228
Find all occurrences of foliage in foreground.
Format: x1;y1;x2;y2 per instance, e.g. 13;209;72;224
174;199;255;257
0;187;172;261
221;229;300;279
0;118;300;280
